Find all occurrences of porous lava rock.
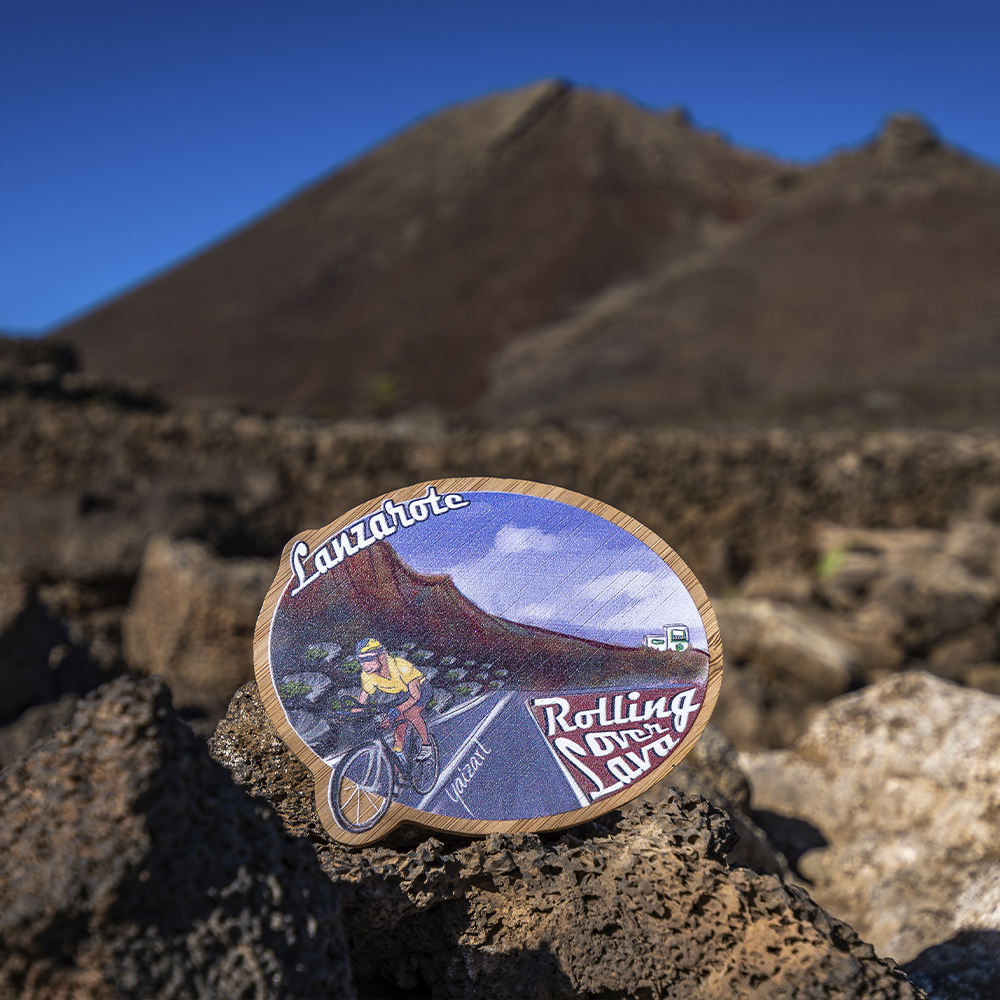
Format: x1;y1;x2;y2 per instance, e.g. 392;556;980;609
742;671;1000;976
210;681;924;999
642;722;789;877
0;676;353;1000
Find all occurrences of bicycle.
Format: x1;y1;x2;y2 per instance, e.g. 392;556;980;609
330;695;441;834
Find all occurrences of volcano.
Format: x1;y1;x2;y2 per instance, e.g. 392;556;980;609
274;540;708;691
55;83;1000;427
55;80;781;416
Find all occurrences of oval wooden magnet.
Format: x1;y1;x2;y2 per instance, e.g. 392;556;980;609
254;478;722;845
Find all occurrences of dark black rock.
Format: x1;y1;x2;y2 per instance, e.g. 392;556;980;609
0;676;354;999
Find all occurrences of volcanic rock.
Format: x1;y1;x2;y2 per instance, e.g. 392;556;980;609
0;334;160;409
123;535;275;730
814;522;1000;678
641;722;789;876
8;393;1000;598
0;675;353;1000
741;671;1000;975
0;693;76;769
714;597;857;698
0;569;108;727
210;681;923;999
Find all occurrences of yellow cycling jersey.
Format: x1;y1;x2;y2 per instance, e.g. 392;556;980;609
360;655;424;696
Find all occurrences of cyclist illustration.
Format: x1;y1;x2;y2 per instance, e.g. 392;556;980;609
333;636;440;833
352;638;434;760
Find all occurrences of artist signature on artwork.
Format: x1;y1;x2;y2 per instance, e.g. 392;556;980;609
446;738;492;816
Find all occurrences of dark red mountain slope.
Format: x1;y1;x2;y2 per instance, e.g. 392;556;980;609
482;116;1000;423
55;80;782;415
281;540;708;690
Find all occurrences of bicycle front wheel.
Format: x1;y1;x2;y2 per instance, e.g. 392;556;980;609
331;743;394;834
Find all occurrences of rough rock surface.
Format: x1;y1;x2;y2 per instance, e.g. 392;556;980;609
9;396;1000;594
741;671;1000;978
210;681;923;999
8;392;1000;751
0;676;353;1000
0;334;160;410
123;536;275;730
814;522;1000;680
640;723;789;877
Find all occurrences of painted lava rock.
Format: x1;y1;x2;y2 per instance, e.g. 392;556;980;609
255;478;722;845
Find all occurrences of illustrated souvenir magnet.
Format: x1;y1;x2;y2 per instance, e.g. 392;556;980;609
254;478;722;845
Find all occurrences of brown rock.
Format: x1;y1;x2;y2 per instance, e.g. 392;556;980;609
0;676;353;1000
715;597;857;698
741;672;1000;968
0;570;108;727
641;723;789;877
942;518;1000;578
816;522;1000;664
870;556;999;648
708;662;770;749
842;600;907;679
123;536;275;729
0;693;76;769
928;624;998;680
210;682;923;999
962;662;1000;695
8;395;1000;598
739;568;816;604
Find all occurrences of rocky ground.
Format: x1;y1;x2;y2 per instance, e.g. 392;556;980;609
5;369;1000;995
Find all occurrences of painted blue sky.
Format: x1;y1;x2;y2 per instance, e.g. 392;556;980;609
2;0;999;333
389;492;707;648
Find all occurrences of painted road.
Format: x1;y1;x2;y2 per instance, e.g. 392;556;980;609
322;682;706;824
403;692;583;821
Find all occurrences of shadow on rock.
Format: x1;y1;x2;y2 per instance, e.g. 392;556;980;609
903;929;1000;1000
752;809;829;878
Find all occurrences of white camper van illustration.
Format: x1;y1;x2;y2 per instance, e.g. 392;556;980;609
643;624;691;652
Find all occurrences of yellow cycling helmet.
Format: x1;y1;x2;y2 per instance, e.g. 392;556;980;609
355;638;384;661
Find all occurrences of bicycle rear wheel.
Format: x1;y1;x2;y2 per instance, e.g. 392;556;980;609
331;743;394;833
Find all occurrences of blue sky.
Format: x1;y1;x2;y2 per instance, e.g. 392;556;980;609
390;491;706;647
3;0;999;333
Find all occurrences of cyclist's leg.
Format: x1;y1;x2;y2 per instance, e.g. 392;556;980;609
393;720;407;749
403;683;432;744
388;691;410;751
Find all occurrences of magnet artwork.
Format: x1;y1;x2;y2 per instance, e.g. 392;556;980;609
254;478;723;845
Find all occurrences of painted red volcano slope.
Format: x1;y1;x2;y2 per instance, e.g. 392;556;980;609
289;540;708;690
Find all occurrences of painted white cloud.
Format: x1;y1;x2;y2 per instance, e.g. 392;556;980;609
442;528;706;648
491;525;561;555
